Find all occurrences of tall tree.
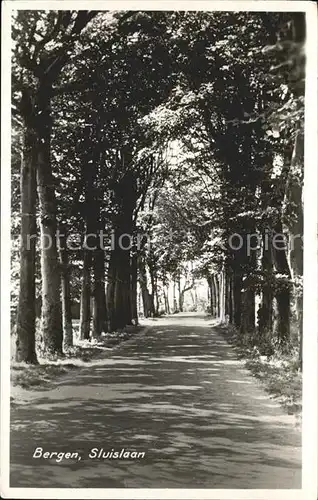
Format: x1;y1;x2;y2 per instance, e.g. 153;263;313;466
13;11;97;357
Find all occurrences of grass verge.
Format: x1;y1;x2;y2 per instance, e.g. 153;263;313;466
11;325;144;392
217;323;302;428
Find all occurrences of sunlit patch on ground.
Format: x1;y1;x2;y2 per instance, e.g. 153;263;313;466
10;314;301;488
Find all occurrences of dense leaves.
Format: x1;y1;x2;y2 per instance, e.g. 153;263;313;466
11;10;304;364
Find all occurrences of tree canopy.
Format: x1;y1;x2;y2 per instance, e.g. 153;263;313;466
11;10;305;365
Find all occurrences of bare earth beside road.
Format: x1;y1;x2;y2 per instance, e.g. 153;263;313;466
10;313;301;488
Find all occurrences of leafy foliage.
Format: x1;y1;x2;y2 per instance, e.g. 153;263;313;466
11;9;304;375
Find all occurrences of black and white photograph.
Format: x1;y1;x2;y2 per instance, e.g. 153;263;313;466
1;1;317;498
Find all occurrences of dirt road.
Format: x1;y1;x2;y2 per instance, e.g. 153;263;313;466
10;314;301;488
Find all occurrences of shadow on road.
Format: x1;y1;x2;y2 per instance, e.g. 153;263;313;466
10;318;301;488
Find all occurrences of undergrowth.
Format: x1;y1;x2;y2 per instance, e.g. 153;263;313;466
217;323;302;427
11;324;143;391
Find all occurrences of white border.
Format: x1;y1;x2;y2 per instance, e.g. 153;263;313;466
302;2;318;499
1;1;317;499
1;0;317;11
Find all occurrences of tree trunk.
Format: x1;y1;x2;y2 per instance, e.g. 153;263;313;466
233;272;243;329
241;285;256;333
138;258;154;318
225;268;230;319
284;130;304;364
190;289;195;309
207;277;213;316
130;251;138;324
229;272;234;324
178;275;184;313
211;275;217;317
114;247;132;329
107;167;136;330
141;287;153;318
15;124;38;363
163;285;170;315
272;220;292;343
154;274;160;315
173;280;178;313
214;275;220;318
109;229;132;330
219;270;226;322
101;284;108;331
59;228;73;347
80;249;92;339
149;259;158;316
92;247;106;338
138;290;142;317
149;262;155;304
80;151;98;337
36;85;63;356
106;249;116;330
259;230;273;336
194;287;198;310
275;286;292;343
